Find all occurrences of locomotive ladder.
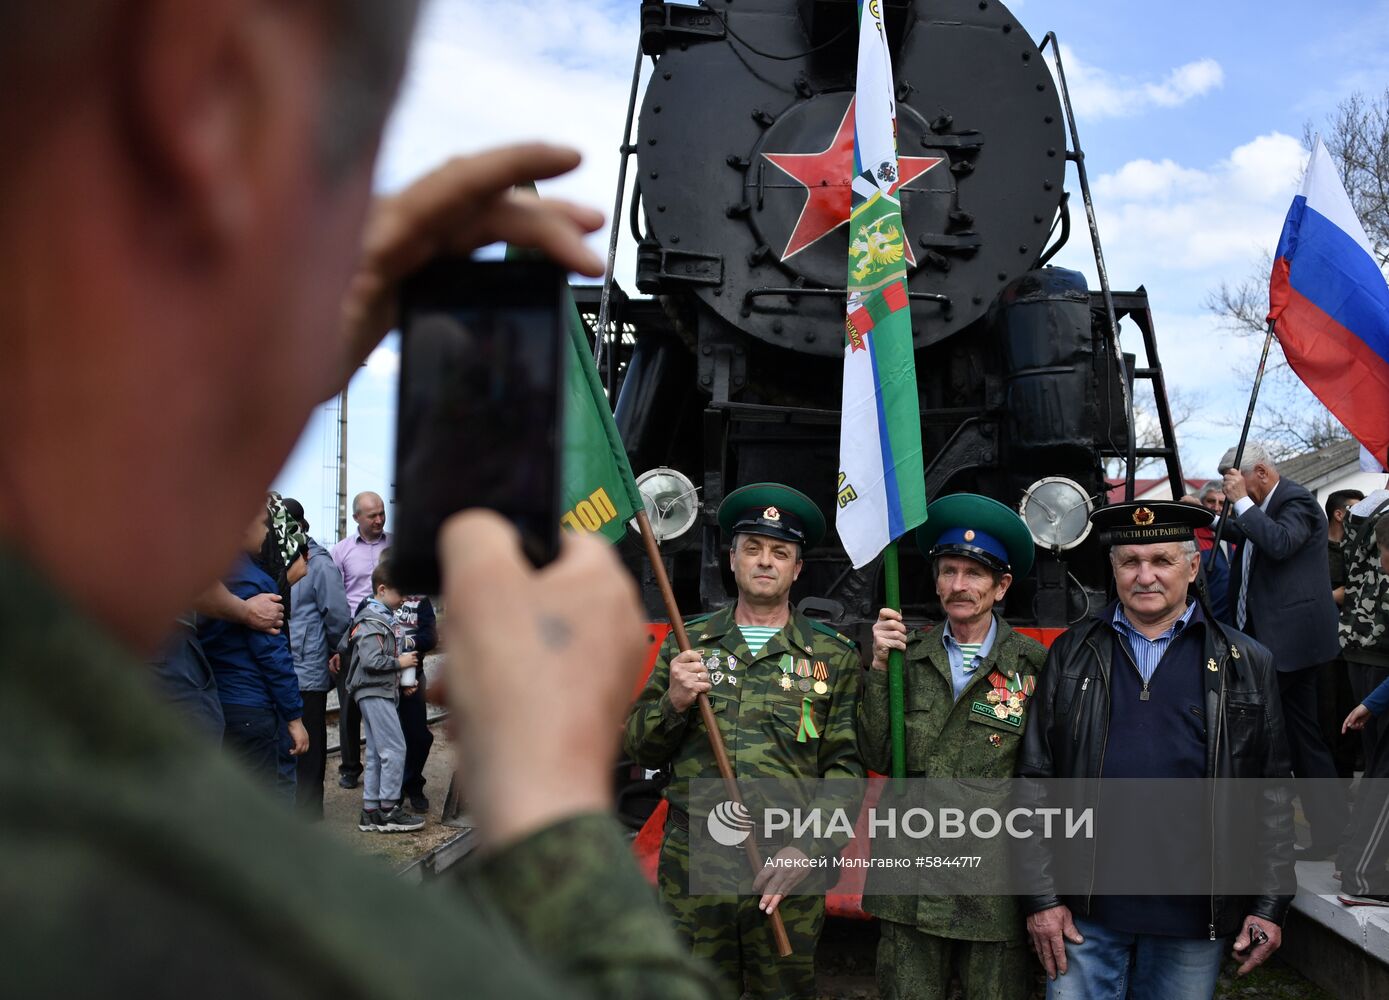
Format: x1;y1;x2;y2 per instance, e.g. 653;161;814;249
1103;289;1187;495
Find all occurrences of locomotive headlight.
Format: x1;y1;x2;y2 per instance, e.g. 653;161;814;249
1019;477;1094;552
634;467;701;543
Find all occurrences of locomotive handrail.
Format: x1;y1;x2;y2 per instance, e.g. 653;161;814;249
741;285;950;317
595;40;647;373
1038;31;1138;501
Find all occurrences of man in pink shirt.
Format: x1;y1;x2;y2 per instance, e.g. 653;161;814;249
331;491;392;610
331;490;391;787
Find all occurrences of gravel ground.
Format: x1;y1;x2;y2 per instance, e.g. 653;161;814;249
318;717;464;869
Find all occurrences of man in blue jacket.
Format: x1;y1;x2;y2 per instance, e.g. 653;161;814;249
284;498;350;817
200;510;309;782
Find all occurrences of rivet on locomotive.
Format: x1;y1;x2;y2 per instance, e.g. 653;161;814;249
603;0;1186;641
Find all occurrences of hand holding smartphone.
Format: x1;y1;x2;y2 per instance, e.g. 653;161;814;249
391;258;568;594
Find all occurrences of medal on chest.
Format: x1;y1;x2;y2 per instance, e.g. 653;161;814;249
778;653;795;690
971;670;1036;729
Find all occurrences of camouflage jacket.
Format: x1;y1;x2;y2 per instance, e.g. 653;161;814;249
0;550;721;999
857;616;1047;941
1340;508;1389;667
623;606;864;856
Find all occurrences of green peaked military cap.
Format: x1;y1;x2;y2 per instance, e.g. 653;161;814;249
915;493;1036;577
717;482;826;549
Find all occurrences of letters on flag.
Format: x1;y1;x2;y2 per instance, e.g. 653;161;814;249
836;0;928;568
1269;136;1389;468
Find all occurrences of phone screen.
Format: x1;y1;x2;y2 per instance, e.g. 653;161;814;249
392;259;565;593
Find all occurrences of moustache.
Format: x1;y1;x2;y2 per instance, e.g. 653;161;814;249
1130;585;1166;594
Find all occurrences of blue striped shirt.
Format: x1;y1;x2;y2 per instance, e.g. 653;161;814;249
1111;601;1197;684
942;616;998;702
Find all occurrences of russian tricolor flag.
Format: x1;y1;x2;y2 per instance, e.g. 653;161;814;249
1269;136;1389;468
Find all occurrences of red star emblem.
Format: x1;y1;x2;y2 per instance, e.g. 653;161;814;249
762;98;943;262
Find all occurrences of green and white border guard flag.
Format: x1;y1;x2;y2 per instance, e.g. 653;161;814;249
836;0;927;567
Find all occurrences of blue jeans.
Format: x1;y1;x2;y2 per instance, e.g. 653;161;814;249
274;710;298;805
1047;916;1227;1000
221;704;278;783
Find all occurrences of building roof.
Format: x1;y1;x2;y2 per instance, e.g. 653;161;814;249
1276;437;1360;488
1105;476;1206;502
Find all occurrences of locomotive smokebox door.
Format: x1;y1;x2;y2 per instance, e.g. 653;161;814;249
636;0;1067;357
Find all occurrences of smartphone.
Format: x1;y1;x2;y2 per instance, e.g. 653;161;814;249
391;257;567;594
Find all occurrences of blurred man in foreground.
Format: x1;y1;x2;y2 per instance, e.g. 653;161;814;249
0;2;716;996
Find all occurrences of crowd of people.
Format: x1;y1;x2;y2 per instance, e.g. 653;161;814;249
1178;448;1389;906
153;488;440;834
6;2;1389;999
621;459;1389;1000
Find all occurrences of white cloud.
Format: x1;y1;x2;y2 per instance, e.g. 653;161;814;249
1076;132;1306;276
1056;45;1223;121
1148;58;1224;108
1092;158;1210;202
371;0;645;285
1225;132;1308;202
1047;134;1310;475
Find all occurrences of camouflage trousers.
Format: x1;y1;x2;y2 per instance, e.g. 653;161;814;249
658;823;824;999
876;920;1033;1000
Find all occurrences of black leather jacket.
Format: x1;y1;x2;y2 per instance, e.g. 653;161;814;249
1017;602;1296;935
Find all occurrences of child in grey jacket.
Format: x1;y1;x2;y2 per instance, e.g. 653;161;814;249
339;560;423;833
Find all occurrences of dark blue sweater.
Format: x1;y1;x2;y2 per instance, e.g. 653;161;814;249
198;556;303;720
1090;614;1210;937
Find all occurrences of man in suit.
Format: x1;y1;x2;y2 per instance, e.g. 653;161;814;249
1220;442;1348;856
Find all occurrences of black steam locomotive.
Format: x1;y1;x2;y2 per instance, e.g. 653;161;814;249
582;0;1186;637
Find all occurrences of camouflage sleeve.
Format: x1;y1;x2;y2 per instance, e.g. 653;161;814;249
465;813;722;999
855;667;891;775
622;634;692;767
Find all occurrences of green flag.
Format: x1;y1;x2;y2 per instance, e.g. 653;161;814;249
556;292;644;543
504;199;642;544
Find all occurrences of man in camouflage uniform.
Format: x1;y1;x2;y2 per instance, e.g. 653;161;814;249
1338;511;1389;903
1321;488;1365;778
858;494;1046;999
624;483;864;998
1339;490;1389;765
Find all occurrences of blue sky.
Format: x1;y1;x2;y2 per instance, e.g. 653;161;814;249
274;0;1389;540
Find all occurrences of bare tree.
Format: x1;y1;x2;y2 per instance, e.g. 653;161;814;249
1204;88;1389;458
1307;89;1389;268
1105;385;1204;482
